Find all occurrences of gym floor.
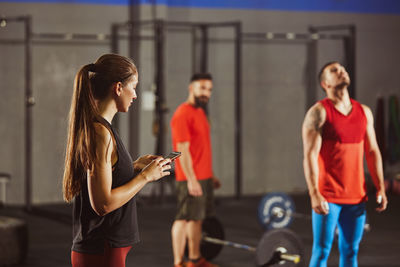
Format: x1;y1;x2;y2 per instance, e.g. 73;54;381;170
1;193;399;267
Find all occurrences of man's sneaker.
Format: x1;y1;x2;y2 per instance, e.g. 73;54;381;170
186;258;219;267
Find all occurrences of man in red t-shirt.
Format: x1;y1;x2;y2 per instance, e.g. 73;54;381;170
170;73;220;267
302;62;388;267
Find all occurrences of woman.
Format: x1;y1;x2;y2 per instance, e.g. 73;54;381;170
63;54;171;267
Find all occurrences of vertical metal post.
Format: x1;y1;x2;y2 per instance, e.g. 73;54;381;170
111;24;119;54
111;23;120;129
345;25;356;99
24;16;33;211
198;24;210;116
234;22;242;199
306;27;318;110
154;20;165;156
128;1;141;159
152;19;166;201
191;27;197;74
199;25;208;73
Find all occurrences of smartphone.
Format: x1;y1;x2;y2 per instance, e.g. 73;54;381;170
165;151;181;160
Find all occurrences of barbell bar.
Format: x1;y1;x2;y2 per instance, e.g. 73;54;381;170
203;236;256;252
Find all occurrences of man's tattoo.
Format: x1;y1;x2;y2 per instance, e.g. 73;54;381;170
305;107;323;132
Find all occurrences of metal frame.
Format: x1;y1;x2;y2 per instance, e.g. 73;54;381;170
241;25;356;109
309;24;356;99
0;16;140;212
1;17;243;203
111;19;243;199
0;17;154;211
0;16;33;211
0;16;151;212
0;17;154;210
1;14;354;203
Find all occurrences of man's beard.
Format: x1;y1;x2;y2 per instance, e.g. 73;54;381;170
194;96;209;109
335;79;350;90
194;96;209;115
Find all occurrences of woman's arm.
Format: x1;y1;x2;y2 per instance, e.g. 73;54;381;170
87;123;171;216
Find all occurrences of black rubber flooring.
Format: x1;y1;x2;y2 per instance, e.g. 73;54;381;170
1;193;399;267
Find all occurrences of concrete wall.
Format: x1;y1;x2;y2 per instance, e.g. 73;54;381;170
1;2;399;204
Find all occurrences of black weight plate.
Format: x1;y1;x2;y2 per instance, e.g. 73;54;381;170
255;228;304;267
184;217;225;260
201;217;225;260
258;193;296;230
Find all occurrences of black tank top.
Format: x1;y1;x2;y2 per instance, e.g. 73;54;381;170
72;118;140;254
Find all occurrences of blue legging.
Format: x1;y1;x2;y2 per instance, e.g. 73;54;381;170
309;202;366;267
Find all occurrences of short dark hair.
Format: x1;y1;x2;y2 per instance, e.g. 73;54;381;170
318;61;339;84
190;73;212;82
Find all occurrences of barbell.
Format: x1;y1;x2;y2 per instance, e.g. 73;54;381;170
257;193;371;233
199;217;304;266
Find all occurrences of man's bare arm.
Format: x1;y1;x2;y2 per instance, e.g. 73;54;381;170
362;105;388;212
302;103;328;214
176;142;203;196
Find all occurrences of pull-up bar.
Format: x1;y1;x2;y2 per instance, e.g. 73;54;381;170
243;32;349;41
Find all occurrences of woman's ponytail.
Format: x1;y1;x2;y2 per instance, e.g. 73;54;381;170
63;64;97;202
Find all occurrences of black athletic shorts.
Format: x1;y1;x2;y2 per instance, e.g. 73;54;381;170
175;179;215;221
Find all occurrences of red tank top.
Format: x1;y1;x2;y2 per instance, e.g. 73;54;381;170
318;98;368;204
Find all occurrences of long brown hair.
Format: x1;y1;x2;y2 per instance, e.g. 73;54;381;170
63;54;137;202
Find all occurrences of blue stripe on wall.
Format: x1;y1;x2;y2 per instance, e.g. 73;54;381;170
0;0;129;4
1;0;400;15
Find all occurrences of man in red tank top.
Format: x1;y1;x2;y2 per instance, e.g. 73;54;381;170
302;62;387;267
170;73;220;267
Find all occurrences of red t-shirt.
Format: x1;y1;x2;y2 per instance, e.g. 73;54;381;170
318;98;368;204
171;103;213;181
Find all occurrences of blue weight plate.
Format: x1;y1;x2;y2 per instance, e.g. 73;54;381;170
258;193;296;230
